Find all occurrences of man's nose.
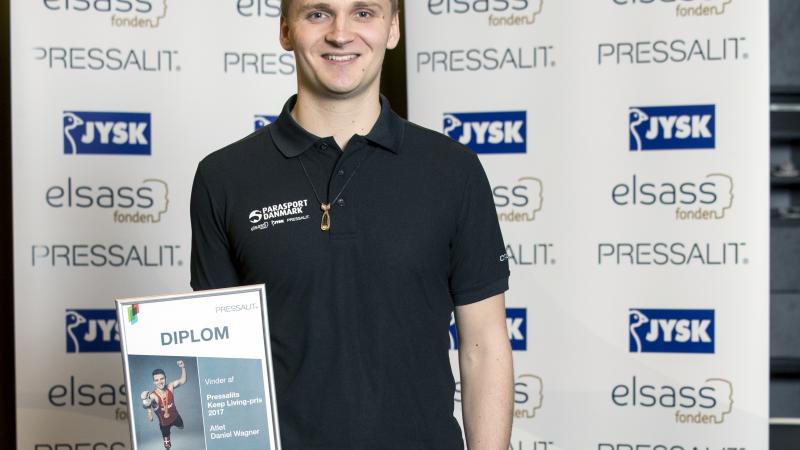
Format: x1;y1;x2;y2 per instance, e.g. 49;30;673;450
325;16;355;46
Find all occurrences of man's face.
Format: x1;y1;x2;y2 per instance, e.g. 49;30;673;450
153;374;166;390
280;0;400;99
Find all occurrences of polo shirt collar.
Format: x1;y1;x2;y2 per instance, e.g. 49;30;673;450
270;94;405;158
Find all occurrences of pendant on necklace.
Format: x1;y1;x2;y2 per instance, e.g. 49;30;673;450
320;203;331;231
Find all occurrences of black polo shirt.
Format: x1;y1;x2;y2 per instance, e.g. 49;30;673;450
190;95;509;450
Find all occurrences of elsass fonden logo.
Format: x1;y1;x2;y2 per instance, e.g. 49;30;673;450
494;176;542;222
428;0;544;27
612;376;734;424
611;0;735;18
66;309;120;353
42;0;168;28
449;308;527;350
611;173;734;221
629;105;715;151
63;111;151;155
629;309;715;354
46;177;169;224
444;111;526;154
254;115;279;130
48;375;128;422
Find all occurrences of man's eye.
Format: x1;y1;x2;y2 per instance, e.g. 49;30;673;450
308;11;326;20
355;10;372;18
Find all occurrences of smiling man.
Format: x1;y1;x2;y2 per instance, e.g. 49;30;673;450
190;1;513;448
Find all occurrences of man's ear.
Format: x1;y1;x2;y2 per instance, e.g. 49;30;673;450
279;15;294;51
386;11;400;50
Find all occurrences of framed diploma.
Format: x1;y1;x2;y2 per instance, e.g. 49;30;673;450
116;285;282;450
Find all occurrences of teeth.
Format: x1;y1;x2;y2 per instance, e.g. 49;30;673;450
325;54;357;62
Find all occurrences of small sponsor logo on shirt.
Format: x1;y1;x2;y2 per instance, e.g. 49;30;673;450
248;199;310;231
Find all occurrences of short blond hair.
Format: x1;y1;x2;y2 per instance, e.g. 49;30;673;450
281;0;399;18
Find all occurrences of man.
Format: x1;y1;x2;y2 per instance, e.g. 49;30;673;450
140;360;187;449
190;0;513;448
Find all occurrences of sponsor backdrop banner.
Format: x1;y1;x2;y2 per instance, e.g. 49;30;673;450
408;1;769;449
11;1;293;448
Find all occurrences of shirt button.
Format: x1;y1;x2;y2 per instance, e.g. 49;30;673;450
336;198;346;207
320;143;328;150
337;169;345;176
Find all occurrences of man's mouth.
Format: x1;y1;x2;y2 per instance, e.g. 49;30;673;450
324;54;358;62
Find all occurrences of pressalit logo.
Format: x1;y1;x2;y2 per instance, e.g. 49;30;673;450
46;177;169;224
611;0;735;18
428;0;544;27
63;111;151;155
612;376;734;425
248;199;310;232
254;114;279;130
444;111;526;154
66;309;120;353
629;105;715;151
493;176;542;222
611;173;734;221
42;0;168;28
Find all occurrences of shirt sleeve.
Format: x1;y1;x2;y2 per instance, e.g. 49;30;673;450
189;160;241;290
448;154;510;306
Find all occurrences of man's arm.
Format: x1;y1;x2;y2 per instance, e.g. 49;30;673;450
170;360;187;389
455;293;513;450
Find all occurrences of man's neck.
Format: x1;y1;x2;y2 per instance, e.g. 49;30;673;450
291;89;382;150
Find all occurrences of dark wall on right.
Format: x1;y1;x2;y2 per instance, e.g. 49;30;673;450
769;1;800;449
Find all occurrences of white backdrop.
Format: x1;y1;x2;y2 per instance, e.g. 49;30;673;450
408;1;769;449
12;1;293;448
12;0;769;449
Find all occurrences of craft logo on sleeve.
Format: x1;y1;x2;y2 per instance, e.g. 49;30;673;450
66;309;120;353
629;309;715;354
254;115;279;130
63;111;151;156
611;376;734;425
610;0;735;18
45;177;169;224
629;105;715;151
41;0;169;28
449;308;527;350
427;0;544;27
611;173;734;221
443;111;526;154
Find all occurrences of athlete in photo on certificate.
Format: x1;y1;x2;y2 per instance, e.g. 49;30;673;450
141;359;187;449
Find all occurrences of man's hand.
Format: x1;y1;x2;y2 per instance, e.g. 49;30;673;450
140;390;149;400
177;360;185;369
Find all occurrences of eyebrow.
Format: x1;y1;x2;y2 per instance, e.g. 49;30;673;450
297;1;386;13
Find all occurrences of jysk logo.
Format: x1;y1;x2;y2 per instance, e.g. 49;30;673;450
254;115;278;130
629;309;714;354
443;111;526;154
449;307;527;350
63;111;151;155
66;309;119;353
42;0;168;28
629;105;715;151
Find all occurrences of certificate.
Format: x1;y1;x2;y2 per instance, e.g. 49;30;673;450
116;285;281;450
